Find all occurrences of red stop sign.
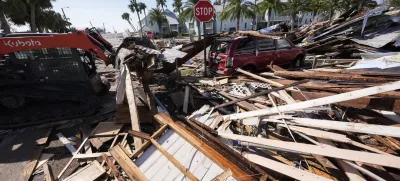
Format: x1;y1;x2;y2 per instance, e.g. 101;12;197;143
194;0;214;22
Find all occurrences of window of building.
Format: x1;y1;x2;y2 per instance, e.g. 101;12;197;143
276;39;292;49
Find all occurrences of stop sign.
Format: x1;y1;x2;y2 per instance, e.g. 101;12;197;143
194;0;214;22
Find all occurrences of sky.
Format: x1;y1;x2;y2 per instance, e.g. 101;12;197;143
13;0;382;33
14;0;180;32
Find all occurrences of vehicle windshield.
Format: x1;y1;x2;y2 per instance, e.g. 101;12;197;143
210;41;232;55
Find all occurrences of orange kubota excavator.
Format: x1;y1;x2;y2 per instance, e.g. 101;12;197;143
0;29;117;128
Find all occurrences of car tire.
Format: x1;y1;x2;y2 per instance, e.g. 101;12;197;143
291;56;304;68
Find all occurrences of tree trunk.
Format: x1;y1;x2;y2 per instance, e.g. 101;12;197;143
144;9;148;26
136;11;143;34
128;20;137;32
219;0;225;32
267;8;272;27
236;13;240;31
157;23;162;36
313;11;317;21
0;9;11;33
30;3;37;33
290;12;296;30
196;20;201;40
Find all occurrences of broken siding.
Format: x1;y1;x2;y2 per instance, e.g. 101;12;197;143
136;128;236;181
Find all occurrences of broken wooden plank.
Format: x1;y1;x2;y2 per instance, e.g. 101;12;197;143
274;71;398;83
73;152;112;159
43;163;54;181
149;138;199;181
130;124;168;159
63;160;105;181
89;122;124;149
155;113;257;181
56;133;77;154
125;65;142;150
211;169;233;181
219;132;400;168
267;116;400;138
128;130;151;140
110;144;149;181
183;86;190;113
101;154;126;181
223;80;400;120
34;153;54;170
243;152;333;181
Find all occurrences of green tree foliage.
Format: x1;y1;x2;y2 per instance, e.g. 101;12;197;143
149;8;167;35
258;0;284;26
172;0;183;14
390;0;400;6
129;0;143;34
157;0;167;11
122;12;136;32
37;10;70;32
220;0;256;31
179;0;201;40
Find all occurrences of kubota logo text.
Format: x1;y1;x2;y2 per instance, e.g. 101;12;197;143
3;39;42;47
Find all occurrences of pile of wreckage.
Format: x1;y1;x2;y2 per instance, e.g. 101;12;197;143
294;6;400;58
3;6;400;181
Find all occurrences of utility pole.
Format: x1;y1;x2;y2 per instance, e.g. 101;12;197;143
254;0;257;30
103;22;106;33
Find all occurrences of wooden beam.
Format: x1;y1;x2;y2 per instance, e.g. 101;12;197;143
223;80;400;120
290;90;400;112
110;144;149;181
218;132;400;168
155;113;257;181
130;124;168;159
73;152;112;159
267;116;400;138
183;86;190;113
128;130;151;140
242;152;333;181
274;71;397;83
211;169;233;181
125;65;142;150
149;138;199;181
237;68;285;87
43;163;54;181
218;91;258;111
101;154;126;181
63;160;106;181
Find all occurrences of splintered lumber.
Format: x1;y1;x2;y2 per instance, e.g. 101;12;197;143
63;160;106;181
43;163;54;181
271;79;400;99
274;71;398;83
110;144;149;181
56;133;77;154
155;113;258;181
128;130;152;140
242;152;333;181
267;116;400;138
89;122;124;149
223;80;400;120
277;125;389;155
218;132;400;168
101;154;126;181
237;68;284;87
211;169;233;181
130;124;168;159
218;91;258;111
290;90;400;112
149;138;199;181
125;65;142;150
214;80;308;110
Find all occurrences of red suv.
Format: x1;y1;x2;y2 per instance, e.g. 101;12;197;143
208;37;306;75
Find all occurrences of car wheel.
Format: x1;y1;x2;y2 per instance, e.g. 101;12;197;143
242;65;256;73
291;56;304;68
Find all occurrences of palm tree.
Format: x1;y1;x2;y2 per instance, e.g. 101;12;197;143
282;0;308;30
122;12;137;32
172;0;183;14
0;1;11;33
149;8;167;36
27;0;55;33
129;0;143;34
258;0;284;27
157;0;167;11
220;0;256;31
179;0;201;40
138;2;148;26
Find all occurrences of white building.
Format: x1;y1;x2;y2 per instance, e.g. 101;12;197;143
140;9;180;34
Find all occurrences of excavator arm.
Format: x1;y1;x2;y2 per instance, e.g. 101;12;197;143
0;30;113;64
